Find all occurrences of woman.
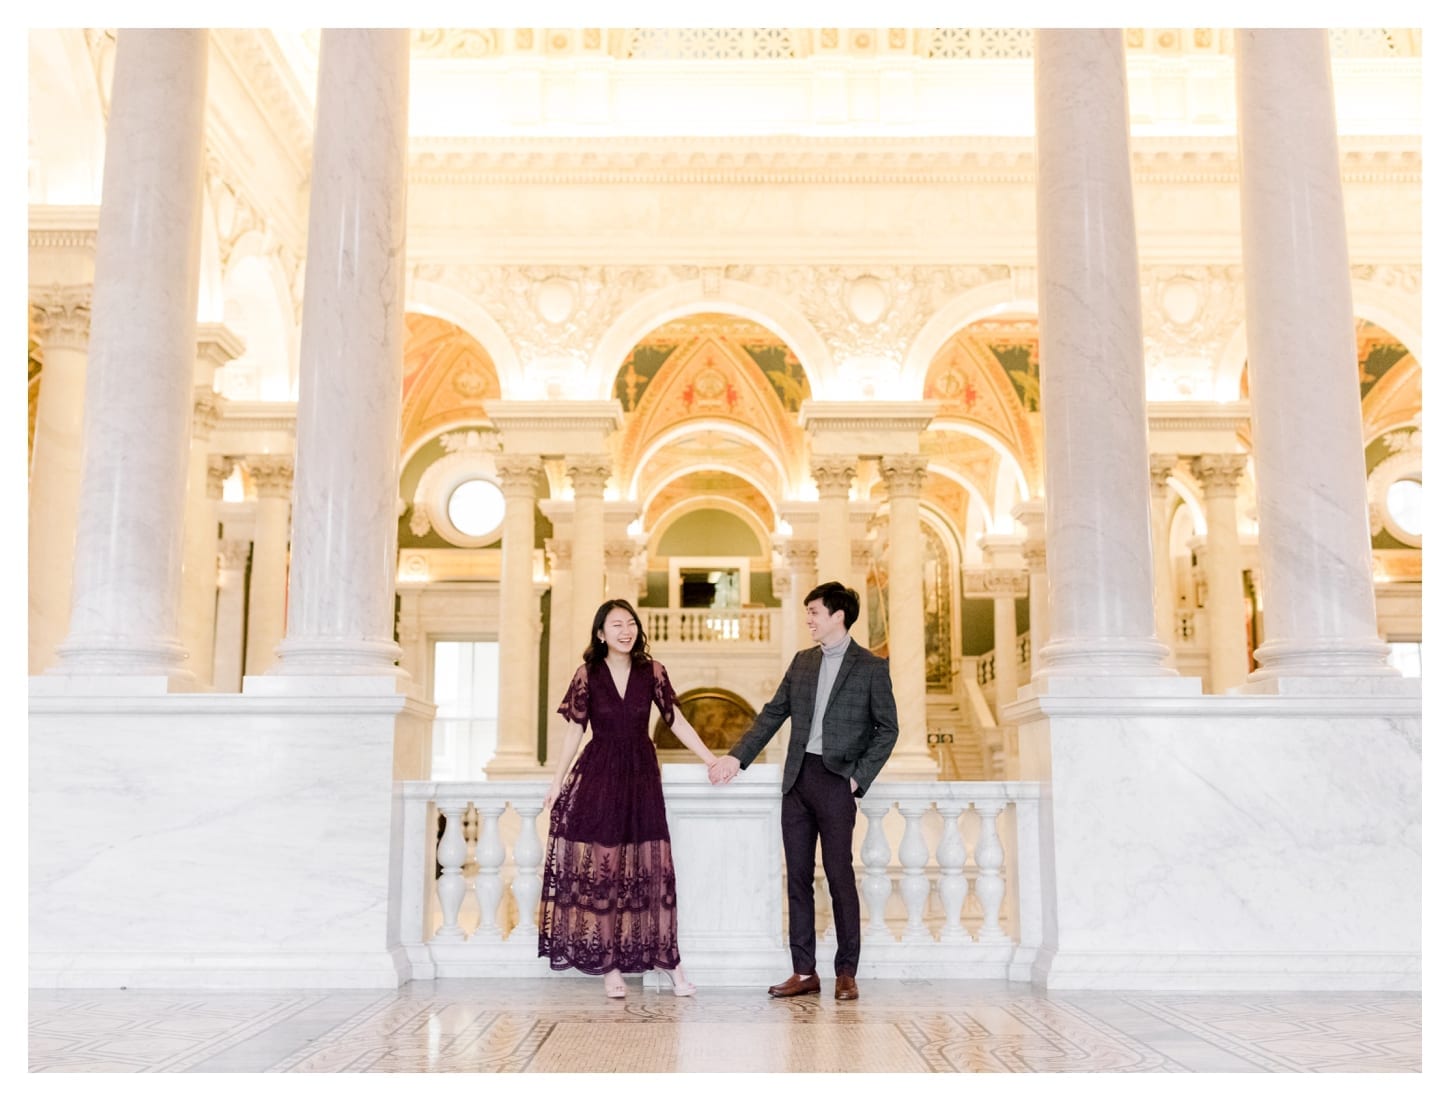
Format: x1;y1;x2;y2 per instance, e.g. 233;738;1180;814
538;599;718;998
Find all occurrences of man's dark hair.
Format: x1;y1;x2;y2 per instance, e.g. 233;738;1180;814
804;580;860;629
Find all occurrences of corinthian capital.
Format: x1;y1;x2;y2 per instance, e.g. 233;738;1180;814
29;284;92;351
494;455;543;497
193;386;222;440
206;456;234;499
1149;453;1179;492
811;455;857;498
878;454;928;497
249;455;295;498
1190;453;1247;496
565;454;613;498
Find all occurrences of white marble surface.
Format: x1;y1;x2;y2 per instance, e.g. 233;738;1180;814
1011;690;1421;990
881;455;934;774
54;30;208;679
1191;454;1249;692
1235;30;1394;682
178;441;220;685
490;456;544;774
275;30;409;676
30;684;433;988
1033;31;1167;678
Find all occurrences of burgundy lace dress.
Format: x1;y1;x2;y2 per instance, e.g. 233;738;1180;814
538;658;683;974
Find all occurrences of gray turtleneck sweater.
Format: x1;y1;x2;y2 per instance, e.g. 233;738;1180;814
805;633;852;755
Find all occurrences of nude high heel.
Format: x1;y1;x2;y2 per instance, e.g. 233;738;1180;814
657;966;696;997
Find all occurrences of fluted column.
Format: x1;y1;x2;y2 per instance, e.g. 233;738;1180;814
811;456;855;589
567;456;611;646
1235;29;1395;684
27;286;91;674
271;29;410;677
1149;455;1180;657
880;455;934;775
979;534;1025;715
1032;29;1168;678
1191;454;1250;692
543;534;574;766
491;455;543;774
212;536;249;693
52;30;208;680
244;457;293;676
178;392;221;685
1011;499;1047;676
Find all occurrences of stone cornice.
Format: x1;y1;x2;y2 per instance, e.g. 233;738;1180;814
483;400;624;435
1148;401;1252;432
409;135;1420;187
801;401;939;434
28;207;100;252
217;400;297;434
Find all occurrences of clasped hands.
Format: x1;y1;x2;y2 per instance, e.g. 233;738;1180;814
707;755;858;793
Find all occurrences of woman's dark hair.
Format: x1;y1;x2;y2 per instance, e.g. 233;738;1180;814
583;599;651;665
804;580;860;629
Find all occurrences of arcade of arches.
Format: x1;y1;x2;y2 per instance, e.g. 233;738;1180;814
27;28;1421;993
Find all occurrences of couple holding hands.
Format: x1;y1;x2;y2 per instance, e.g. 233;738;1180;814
538;582;900;1001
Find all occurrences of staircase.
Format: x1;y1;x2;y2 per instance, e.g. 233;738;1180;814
926;694;995;779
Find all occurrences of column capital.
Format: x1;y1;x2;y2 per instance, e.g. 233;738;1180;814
879;454;929;497
1149;453;1180;490
810;454;857;499
545;536;572;572
603;538;636;569
206;455;233;499
29;284;93;352
248;455;295;498
1190;453;1248;497
782;539;818;572
192;386;222;440
851;539;874;572
565;454;612;498
495;454;544;497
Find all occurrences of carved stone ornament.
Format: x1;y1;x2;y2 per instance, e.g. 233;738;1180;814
811;456;857;497
1189;453;1247;496
248;455;295;498
29;285;92;351
878;455;929;497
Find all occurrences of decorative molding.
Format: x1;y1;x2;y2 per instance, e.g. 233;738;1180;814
482;401;624;437
408;136;1419;187
494;455;544;497
206;455;233;499
1149;454;1180;491
961;567;1029;596
802;401;939;436
247;455;295;497
810;456;857;497
215;401;298;434
565;455;613;497
1189;453;1248;496
544;536;571;572
29;285;92;351
1147;401;1252;433
878;454;930;497
211;30;313;173
192;388;222;440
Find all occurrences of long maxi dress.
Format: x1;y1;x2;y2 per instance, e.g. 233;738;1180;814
538;658;684;974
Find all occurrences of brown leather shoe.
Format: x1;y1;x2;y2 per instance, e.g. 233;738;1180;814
767;972;821;998
834;975;859;1001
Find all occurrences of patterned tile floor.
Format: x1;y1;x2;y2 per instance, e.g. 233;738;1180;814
28;979;1420;1073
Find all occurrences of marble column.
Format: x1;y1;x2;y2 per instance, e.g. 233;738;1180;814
779;538;817;669
1032;29;1169;678
1149;455;1181;658
178;392;221;685
27;286;91;674
811;456;855;590
1191;454;1250;693
212;536;250;693
1234;29;1395;684
567;455;611;646
271;29;410;678
244;456;293;677
979;534;1025;715
543;534;574;767
52;30;208;681
880;454;935;775
1011;499;1047;677
604;539;637;602
849;534;874;648
490;455;544;774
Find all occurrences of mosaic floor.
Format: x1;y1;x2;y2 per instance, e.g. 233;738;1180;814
29;979;1420;1073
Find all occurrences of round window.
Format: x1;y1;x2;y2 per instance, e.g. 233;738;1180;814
446;479;505;539
1384;478;1422;539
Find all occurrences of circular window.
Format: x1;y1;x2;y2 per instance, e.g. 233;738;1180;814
446;479;505;539
1385;478;1422;540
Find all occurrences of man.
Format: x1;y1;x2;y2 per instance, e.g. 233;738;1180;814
709;581;898;1002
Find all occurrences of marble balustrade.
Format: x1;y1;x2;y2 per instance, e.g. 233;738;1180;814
400;771;1043;984
642;608;777;645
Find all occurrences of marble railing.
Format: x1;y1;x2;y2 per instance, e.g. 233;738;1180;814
642;608;776;645
976;632;1032;686
398;769;1044;984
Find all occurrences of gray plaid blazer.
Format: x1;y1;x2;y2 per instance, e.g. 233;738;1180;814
728;639;899;798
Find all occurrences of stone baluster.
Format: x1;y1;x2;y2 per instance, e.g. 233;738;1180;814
935;798;970;941
472;800;507;938
973;800;1010;943
896;798;932;943
433;802;469;942
510;799;545;937
859;798;894;940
